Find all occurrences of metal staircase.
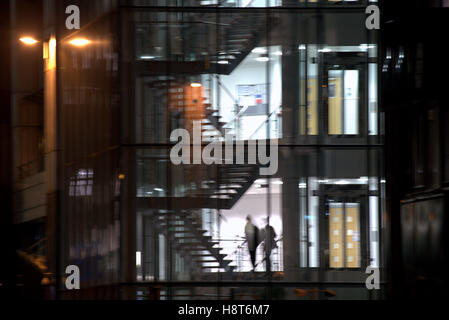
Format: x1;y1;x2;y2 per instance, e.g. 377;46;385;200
134;0;279;76
138;160;262;210
134;0;279;275
193;0;275;75
153;210;235;273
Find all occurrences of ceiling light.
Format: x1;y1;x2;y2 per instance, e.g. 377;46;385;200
298;44;306;50
190;83;202;87
273;51;282;56
140;55;156;60
217;60;229;64
359;44;375;50
256;56;269;62
252;47;267;54
335;180;350;185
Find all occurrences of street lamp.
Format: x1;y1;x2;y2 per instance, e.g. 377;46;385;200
68;38;90;46
19;36;39;45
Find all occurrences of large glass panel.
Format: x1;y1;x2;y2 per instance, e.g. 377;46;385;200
329;203;344;268
329;202;360;268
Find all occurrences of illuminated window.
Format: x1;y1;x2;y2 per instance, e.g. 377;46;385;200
69;169;94;196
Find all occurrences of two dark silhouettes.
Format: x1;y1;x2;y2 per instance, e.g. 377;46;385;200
244;215;277;272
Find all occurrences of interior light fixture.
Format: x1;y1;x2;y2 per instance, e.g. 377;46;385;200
359;44;375;50
252;47;267;54
256;54;269;62
359;176;369;183
19;37;38;45
335;180;350;185
140;55;156;60
190;83;202;87
217;60;229;64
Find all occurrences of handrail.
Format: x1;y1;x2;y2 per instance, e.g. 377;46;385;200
248;105;282;140
254;236;283;269
213;74;239;108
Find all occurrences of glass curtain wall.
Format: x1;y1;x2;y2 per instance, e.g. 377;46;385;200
56;0;384;300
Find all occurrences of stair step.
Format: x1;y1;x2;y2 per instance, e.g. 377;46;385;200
210;192;237;196
177;242;205;247
197;259;232;265
209;195;232;199
174;229;208;234
191;253;225;257
175;235;212;240
178;241;219;247
210;178;248;182
194;259;219;263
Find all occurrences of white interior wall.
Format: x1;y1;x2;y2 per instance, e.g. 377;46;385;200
218;181;282;271
212;46;282;140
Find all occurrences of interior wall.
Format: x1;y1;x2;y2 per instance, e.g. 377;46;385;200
212;46;282;139
219;183;282;270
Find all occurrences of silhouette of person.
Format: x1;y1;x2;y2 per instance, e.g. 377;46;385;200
244;215;259;271
261;217;277;273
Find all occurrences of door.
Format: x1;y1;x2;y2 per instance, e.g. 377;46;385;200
319;184;368;271
321;52;367;140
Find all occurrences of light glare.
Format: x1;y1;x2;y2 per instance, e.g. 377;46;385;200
19;37;38;45
69;38;90;46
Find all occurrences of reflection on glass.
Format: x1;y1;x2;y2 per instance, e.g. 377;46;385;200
328;69;359;135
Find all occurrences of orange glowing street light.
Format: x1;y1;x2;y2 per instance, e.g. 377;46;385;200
19;36;39;45
68;38;90;46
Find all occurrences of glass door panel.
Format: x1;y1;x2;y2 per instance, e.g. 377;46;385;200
328;71;343;135
345;203;360;268
328;69;360;135
329;203;344;268
328;201;361;269
323;52;366;138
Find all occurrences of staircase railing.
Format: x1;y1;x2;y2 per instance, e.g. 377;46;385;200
247;105;282;140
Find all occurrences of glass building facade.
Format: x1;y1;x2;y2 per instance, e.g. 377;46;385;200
52;0;385;299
